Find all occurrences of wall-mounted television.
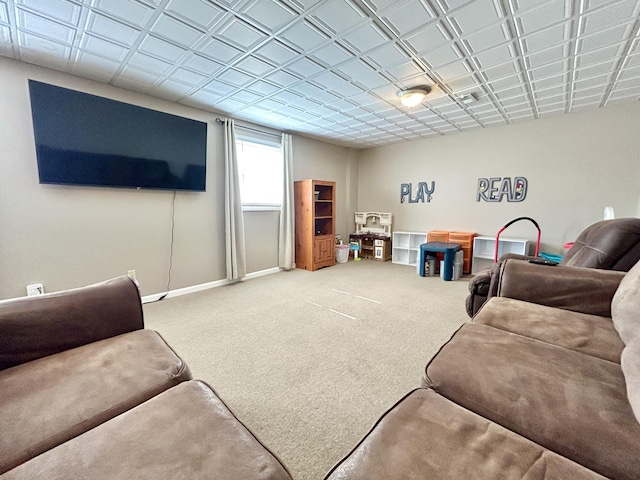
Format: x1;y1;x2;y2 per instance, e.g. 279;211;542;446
28;80;207;192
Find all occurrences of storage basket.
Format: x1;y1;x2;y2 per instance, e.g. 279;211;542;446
336;244;350;263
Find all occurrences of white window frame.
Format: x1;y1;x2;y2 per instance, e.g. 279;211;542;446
235;130;282;211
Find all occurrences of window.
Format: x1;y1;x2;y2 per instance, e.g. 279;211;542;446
235;135;282;209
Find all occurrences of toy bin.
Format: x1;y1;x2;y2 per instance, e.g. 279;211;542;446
336;244;350;263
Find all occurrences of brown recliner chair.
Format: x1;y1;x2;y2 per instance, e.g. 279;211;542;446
465;217;640;317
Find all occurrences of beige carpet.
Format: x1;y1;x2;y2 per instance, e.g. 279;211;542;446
143;259;471;480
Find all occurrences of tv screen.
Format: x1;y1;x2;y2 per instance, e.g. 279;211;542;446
28;80;207;191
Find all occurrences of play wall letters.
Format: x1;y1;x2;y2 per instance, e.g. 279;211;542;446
401;182;435;203
476;177;527;202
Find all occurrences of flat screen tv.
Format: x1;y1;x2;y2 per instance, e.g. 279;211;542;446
28;80;207;191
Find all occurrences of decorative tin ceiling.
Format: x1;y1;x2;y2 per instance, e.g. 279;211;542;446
1;0;638;148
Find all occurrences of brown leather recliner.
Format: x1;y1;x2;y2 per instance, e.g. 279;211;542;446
465;217;640;317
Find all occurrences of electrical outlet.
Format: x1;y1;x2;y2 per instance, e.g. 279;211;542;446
127;270;136;280
26;283;44;296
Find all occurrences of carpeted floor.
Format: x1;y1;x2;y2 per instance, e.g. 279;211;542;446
143;259;471;480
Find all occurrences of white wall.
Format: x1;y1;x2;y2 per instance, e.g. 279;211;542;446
292;136;358;242
356;102;640;254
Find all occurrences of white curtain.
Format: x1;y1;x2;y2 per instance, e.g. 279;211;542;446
223;119;246;280
279;133;295;269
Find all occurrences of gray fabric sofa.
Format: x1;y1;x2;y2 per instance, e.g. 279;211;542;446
0;276;291;480
326;259;640;479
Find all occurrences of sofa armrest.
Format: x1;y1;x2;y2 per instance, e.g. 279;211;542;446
0;276;144;370
495;260;625;317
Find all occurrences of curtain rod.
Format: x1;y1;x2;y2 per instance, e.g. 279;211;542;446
215;117;281;139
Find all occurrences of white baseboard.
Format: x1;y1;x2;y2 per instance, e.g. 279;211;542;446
141;267;283;304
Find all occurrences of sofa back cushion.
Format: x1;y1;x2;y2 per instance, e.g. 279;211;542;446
622;337;640;424
562;218;640;271
612;260;640;345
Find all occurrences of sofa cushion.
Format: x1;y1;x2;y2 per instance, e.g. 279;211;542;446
324;388;606;480
622;337;640;424
473;297;624;363
423;323;640;480
1;380;292;480
611;259;640;345
0;275;144;371
0;329;191;474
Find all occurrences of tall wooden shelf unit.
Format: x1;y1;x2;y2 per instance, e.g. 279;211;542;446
294;180;336;271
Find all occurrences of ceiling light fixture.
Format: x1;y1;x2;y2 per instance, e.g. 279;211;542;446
398;86;432;107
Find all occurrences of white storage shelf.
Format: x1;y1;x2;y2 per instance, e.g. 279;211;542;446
472;236;530;274
392;231;428;267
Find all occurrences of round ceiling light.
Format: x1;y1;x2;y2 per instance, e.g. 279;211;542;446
397;86;432;107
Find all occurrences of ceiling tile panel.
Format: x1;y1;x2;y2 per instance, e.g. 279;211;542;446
579;25;629;52
583;0;638;32
86;12;140;46
432;60;470;81
255;40;299;65
139;35;187;62
214;17;268;50
203;79;237;95
526;44;567;68
266;69;301;87
382;0;435;36
165;0;226;30
151;13;204;47
16;0;80;25
80;33;129;61
516;0;569;35
156;79;193;100
128;51;172;75
0;3;7;24
284;56;324;77
310;41;354;66
575;61;616;80
423;43;461;68
523;23;569;52
18;30;70;58
75;51;120;73
230;89;263;103
365;43;410;68
385;59;423;81
482;61;519;81
447;74;480;90
17;9;75;44
528;59;568;80
92;0;154;28
256;97;287;111
242;0;297;32
449;0;501;33
235;55;275;76
218;68;256;87
463;23;508;53
182;53;223;75
170;68;207;86
198;38;242;63
280;20;329;51
342;22;388;53
246;79;281;95
119;64;160;84
474;44;514;69
311;0;367;35
405;22;450;53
